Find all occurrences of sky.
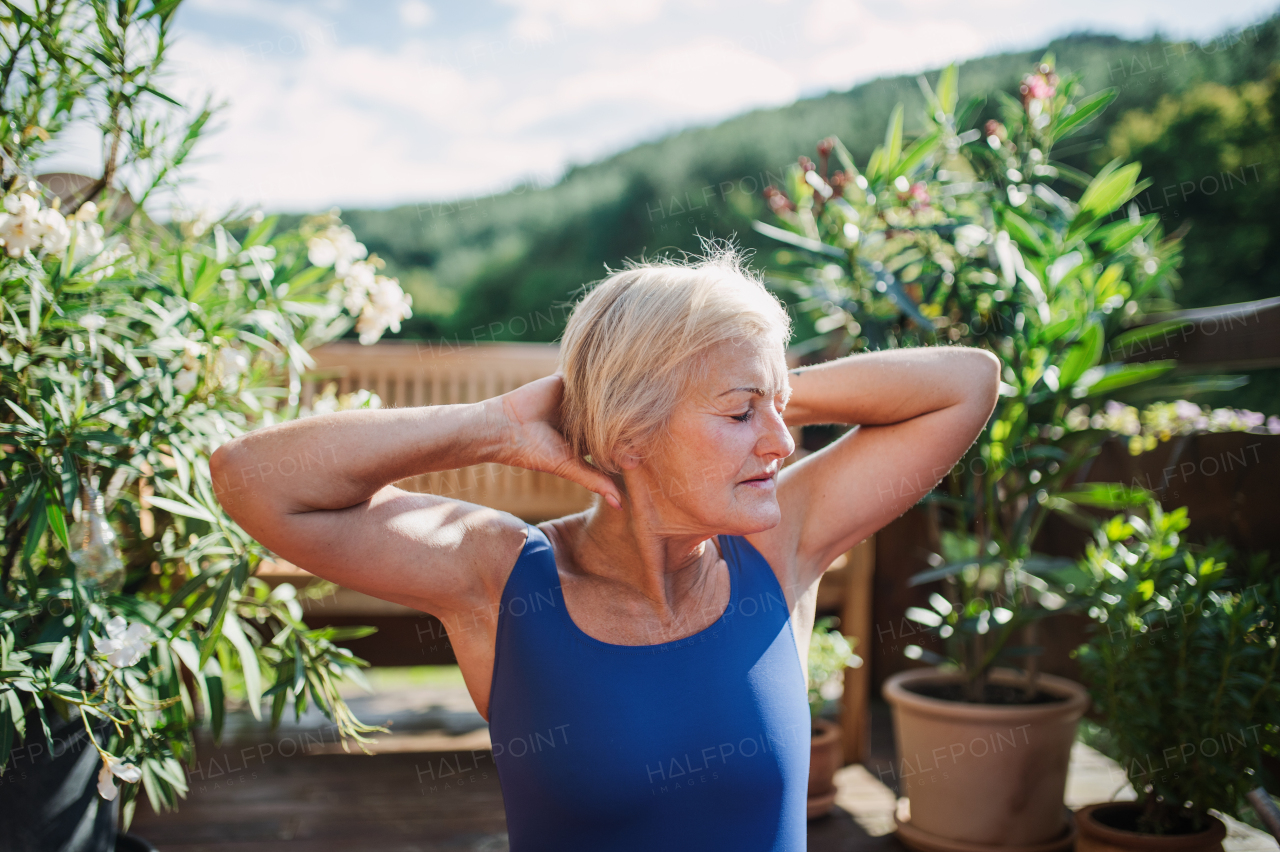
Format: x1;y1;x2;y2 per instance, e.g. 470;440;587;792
39;0;1280;214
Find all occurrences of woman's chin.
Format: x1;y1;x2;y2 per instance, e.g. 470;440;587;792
720;496;781;535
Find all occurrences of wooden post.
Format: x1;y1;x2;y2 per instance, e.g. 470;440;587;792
839;535;876;765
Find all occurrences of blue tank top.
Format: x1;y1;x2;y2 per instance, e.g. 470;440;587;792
487;523;810;851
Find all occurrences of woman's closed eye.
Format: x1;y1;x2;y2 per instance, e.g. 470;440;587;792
731;409;753;423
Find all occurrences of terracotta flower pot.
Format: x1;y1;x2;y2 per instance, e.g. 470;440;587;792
807;718;842;819
883;667;1089;851
1075;803;1227;852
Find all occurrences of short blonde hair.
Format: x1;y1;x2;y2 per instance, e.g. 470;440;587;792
558;245;792;475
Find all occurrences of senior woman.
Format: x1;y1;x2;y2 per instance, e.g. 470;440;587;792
211;249;999;851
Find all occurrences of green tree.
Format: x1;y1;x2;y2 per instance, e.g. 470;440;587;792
1103;70;1280;415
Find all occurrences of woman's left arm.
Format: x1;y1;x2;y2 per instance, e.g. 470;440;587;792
768;345;1000;586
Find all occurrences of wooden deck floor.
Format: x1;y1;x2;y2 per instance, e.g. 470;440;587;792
128;669;909;852
126;672;1277;852
129;738;905;851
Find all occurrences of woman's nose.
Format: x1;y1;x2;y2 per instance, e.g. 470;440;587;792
759;407;795;460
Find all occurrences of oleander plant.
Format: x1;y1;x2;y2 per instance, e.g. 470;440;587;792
757;56;1276;700
1067;499;1279;834
0;0;409;828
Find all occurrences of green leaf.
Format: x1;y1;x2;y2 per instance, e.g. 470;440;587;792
207;675;224;743
1058;323;1104;387
1107;320;1192;360
909;558;992;586
1078;160;1144;220
1073;360;1176;397
1002;209;1047;256
198;574;234;669
221;614;263;722
144;495;216;524
1118;374;1248;403
956;94;986;132
1052;88;1118;141
242;215;278;248
936;64;958;114
894;129;941;180
270;685;288;729
0;708;12;774
1061;482;1153;509
883;104;904;171
22;499;48;568
829;137;859;176
752;220;846;258
4;399;40;430
49;637;72;678
303;625;377;642
45;501;70;551
158;569;216;618
1090;217;1154;253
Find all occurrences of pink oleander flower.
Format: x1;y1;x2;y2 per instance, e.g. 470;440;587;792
1238;410;1265;429
1023;74;1055;100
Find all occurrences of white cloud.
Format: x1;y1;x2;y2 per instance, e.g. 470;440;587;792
399;1;434;28
499;38;799;133
497;0;673;40
86;0;1275;213
802;3;989;92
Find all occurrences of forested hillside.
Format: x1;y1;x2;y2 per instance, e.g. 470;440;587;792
330;14;1280;345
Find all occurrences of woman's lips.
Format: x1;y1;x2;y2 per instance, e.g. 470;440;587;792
739;473;776;488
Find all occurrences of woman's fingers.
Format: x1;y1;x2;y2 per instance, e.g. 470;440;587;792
563;457;623;511
519;423;622;509
494;374;624;508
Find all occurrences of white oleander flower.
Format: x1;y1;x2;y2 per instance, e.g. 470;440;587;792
341;259;378;313
355;275;412;344
181;338;206;371
73;220;105;261
217;345;250;386
97;753;143;800
308;224;367;275
953;224;988;256
174;369;199;394
93;615;153;668
0;192;68;256
38;206;70;253
173;205;216;239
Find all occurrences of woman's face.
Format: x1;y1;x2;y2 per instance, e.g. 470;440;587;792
624;335;795;536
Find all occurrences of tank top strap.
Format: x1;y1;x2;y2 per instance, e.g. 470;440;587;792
498;523;565;621
715;533;791;621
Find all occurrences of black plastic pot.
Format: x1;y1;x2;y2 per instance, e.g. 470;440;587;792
0;706;118;852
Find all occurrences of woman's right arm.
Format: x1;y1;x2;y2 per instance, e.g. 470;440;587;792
209;375;620;616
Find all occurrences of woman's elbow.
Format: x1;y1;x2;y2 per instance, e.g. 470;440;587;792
974;348;1001;405
209;440;248;510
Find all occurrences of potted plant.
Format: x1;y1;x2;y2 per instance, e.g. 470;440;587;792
0;2;408;848
1065;500;1279;851
806;616;861;819
754;56;1278;851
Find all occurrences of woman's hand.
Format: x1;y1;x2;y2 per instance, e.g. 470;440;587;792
485;373;623;510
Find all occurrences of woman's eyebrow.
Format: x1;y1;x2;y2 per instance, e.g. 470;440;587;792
718;386;788;398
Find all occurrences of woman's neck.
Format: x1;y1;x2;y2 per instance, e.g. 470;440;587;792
557;499;722;613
